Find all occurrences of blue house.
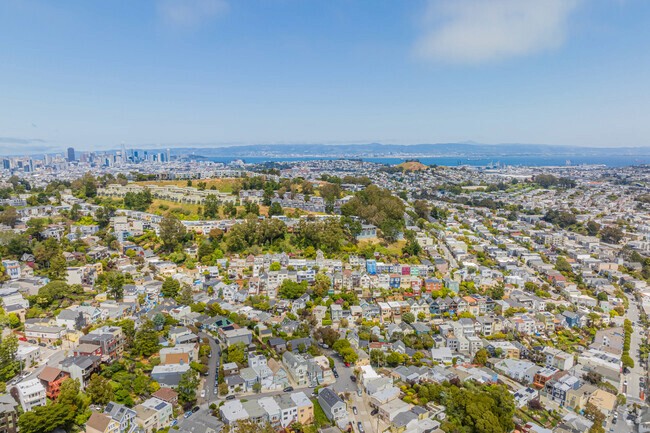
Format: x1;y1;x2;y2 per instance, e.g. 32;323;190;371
389;274;401;289
366;260;377;275
562;311;581;328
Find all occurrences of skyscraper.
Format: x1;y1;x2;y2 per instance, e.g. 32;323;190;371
67;147;75;162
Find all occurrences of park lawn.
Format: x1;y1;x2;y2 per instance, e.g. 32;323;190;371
138;178;242;193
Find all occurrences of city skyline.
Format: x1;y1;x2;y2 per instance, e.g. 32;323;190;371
1;0;650;152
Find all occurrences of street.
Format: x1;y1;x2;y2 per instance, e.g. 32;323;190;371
609;293;648;433
619;294;646;404
198;331;221;404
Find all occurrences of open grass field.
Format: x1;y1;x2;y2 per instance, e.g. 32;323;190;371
138;178;241;193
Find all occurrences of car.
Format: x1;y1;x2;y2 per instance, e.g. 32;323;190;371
357;389;362;397
333;371;339;378
371;409;379;416
283;386;294;392
171;420;178;427
200;390;206;398
612;416;617;425
350;375;357;383
183;412;192;419
38;342;46;347
345;362;351;367
192;406;200;413
226;395;236;400
21;372;30;378
214;388;218;394
353;406;358;415
357;421;364;433
28;340;36;344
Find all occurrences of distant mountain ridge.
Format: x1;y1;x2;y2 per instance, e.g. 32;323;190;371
173;142;650;158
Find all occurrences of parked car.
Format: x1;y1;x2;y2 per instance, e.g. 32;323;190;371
283;386;294;392
350;375;357;383
357;421;364;433
192;406;200;413
38;342;47;347
370;409;379;416
333;371;339;378
200;390;206;398
353;406;358;415
226;395;236;400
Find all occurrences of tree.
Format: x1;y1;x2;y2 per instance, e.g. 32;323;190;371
0;334;19;382
314;327;339;347
86;373;114;405
117;319;136;346
402;230;422;257
402;312;415;324
586;220;601;236
0;206;19;227
133;319;159;357
319;183;341;204
226;343;247;366
600;225;624;244
472;348;488;366
177;370;200;407
48;252;68;281
586;403;606;433
268;202;283;216
269;262;281;271
386;352;403;367
152;313;166;330
370;349;385;367
278;279;308;300
556;256;573;273
340;185;405;241
252;382;262;394
177;283;194;305
413;200;430;220
18;401;75;433
159;214;186;251
340;347;358;364
313;273;331;298
105;271;125;301
203;194;220;219
161;277;181;298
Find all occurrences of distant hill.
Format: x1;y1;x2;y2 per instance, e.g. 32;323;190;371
397;160;428;171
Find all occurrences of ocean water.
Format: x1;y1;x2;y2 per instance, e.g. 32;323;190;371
206;154;649;168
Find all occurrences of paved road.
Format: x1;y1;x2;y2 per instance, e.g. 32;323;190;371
198;332;221;404
10;348;67;386
622;294;646;404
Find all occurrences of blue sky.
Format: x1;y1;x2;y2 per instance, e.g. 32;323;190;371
1;0;650;153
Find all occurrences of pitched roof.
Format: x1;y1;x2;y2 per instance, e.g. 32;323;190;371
152;387;178;402
86;412;111;432
38;366;64;383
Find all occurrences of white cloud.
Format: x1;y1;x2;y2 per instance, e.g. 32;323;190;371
414;0;581;64
157;0;229;30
